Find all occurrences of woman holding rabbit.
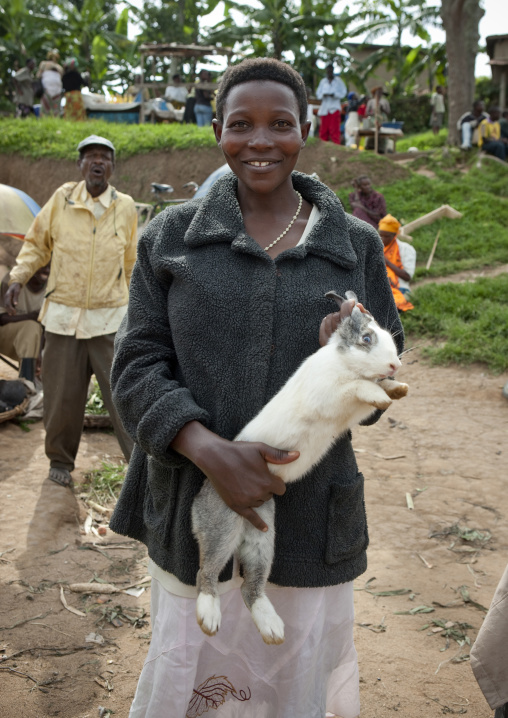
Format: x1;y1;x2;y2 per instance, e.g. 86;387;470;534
110;58;403;718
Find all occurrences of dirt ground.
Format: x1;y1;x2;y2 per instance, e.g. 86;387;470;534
1;345;507;718
0;142;410;207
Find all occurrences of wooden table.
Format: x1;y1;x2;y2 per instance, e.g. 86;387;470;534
355;128;404;153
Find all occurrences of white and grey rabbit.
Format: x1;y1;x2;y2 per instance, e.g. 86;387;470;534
191;291;408;645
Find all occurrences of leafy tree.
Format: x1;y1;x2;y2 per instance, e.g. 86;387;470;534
350;0;441;94
0;0;54;105
50;0;132;89
205;0;360;90
133;0;225;84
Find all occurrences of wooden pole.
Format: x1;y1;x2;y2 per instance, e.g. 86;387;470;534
426;229;441;270
374;92;379;154
139;53;145;125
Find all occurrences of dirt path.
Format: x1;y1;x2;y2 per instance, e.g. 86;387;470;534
414;264;508;289
1;351;507;718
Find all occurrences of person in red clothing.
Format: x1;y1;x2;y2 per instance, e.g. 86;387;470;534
316;64;347;144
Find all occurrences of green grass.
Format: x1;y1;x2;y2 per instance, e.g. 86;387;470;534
337;159;508;278
397;128;449;152
85;376;108;416
335;152;508;375
400;274;508;374
382;165;508;277
82;461;126;505
0;117;218;159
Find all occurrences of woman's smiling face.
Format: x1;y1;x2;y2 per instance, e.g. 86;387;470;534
213;80;310;195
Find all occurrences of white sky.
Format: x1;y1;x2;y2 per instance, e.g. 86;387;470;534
127;0;507;78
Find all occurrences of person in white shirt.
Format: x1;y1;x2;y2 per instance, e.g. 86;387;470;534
316;64;347;144
396;239;417;296
430;85;446;135
164;73;188;108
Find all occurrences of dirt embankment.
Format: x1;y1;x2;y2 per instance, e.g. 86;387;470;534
0;143;410;206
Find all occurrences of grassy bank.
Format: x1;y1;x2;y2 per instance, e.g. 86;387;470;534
0;117;219;158
338;159;508;278
0;118;451;160
401;274;508;374
397;128;448;152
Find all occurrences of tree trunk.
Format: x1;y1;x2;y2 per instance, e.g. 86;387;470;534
440;0;484;144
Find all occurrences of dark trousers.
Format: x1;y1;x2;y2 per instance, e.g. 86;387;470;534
483;140;506;161
42;332;133;472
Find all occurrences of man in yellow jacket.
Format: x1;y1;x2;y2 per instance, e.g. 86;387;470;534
5;135;137;487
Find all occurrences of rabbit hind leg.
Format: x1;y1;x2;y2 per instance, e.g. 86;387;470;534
238;501;285;645
193;491;244;636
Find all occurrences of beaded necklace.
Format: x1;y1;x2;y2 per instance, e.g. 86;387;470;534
263;191;303;251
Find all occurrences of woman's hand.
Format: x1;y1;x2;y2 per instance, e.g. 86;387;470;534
319;298;370;347
171;421;299;532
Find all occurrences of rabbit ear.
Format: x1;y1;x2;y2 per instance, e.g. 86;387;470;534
325;291;347;308
325;290;358;309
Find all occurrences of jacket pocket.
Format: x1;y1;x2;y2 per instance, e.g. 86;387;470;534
325;472;368;564
143;458;179;547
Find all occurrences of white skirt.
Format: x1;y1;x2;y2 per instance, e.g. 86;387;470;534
130;578;360;718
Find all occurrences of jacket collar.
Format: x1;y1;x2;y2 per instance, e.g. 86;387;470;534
184;171;357;269
63;180;117;209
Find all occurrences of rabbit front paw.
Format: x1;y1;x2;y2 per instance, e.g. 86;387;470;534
371;398;392;410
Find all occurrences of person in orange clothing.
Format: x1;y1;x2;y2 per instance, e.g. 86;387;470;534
378;214;414;312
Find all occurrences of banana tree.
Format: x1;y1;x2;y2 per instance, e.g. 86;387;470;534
351;0;441;95
0;0;55;103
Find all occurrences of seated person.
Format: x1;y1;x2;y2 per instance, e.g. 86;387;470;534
348;175;386;229
127;74;150;103
378;215;414;312
500;110;508;141
364;87;391;152
396;239;416;296
164;74;188;109
459;100;489;149
478;107;507;161
0;265;49;381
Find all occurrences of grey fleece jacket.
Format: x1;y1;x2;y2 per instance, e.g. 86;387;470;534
110;171;403;589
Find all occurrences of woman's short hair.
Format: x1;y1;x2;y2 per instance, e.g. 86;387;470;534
215;58;308;124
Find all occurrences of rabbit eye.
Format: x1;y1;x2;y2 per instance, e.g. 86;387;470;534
362;334;372;344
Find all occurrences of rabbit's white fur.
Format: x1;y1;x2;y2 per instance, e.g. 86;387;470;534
192;292;408;644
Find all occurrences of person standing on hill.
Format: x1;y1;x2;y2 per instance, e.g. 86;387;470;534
13;58;36;118
316;64;347;144
37;49;63;117
430;85;446;135
62;58;88;121
4;134;137;488
194;69;214;127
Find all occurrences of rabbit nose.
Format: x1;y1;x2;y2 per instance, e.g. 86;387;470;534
389;363;399;374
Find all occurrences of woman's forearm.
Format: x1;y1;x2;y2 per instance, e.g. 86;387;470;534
171;420;223;469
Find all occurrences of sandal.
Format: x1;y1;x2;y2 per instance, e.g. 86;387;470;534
47;467;73;488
